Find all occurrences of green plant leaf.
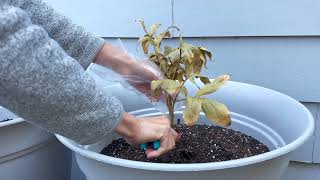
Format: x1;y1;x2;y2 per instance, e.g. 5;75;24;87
183;97;202;126
195;75;230;97
149;24;161;36
200;99;231;127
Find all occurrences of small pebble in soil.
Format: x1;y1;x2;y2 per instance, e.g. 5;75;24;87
0;118;12;122
101;124;270;163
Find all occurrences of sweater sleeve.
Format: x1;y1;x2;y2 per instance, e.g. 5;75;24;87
0;4;124;145
9;0;105;69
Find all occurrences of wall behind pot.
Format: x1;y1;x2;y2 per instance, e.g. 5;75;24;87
45;0;320;165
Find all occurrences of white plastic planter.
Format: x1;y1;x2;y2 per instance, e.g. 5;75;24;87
0;107;70;180
56;81;314;180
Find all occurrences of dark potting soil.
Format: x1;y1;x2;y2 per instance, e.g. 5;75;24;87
0;118;12;122
101;124;270;163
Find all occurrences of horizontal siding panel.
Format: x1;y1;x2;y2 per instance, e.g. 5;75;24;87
173;0;320;37
45;0;172;37
198;37;320;102
104;37;320;102
45;0;320;37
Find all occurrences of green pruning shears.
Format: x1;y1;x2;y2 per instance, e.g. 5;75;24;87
140;140;161;150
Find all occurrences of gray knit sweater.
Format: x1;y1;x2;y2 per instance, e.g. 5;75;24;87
0;0;124;144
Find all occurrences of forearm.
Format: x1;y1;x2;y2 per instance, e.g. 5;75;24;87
113;112;139;140
10;0;104;69
94;44;137;75
0;5;124;144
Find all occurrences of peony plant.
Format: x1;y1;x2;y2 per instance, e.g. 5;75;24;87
136;19;231;128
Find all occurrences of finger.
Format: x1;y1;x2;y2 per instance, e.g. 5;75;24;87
169;128;179;140
145;148;154;154
148;115;169;121
167;136;175;151
177;133;182;141
169;131;177;148
146;135;170;158
146;146;168;159
147;134;177;159
165;130;178;151
145;116;170;125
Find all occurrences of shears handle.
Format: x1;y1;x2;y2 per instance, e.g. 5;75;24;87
140;140;161;150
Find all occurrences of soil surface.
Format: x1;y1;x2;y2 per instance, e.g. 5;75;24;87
0;118;12;123
101;124;270;163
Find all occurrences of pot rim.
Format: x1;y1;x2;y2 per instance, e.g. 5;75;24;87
0;107;24;127
0;118;24;127
55;81;315;171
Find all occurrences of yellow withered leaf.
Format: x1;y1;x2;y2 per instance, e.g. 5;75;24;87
200;99;231;127
151;80;164;97
139;36;158;54
149;24;161;36
151;79;186;97
181;44;194;63
195;75;230;97
135;19;148;34
200;47;212;60
141;39;150;54
161;79;183;96
154;31;171;44
183;97;202;126
167;48;180;63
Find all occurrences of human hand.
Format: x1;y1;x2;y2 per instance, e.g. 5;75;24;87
114;112;179;158
94;44;164;97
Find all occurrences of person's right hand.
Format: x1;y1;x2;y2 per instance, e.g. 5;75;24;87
94;44;165;98
114;112;179;159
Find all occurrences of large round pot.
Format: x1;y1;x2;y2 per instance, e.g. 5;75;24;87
56;81;314;180
0;106;70;180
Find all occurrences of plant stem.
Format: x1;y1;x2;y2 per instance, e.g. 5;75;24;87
165;92;175;127
168;105;174;127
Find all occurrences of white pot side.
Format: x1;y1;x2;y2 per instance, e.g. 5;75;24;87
56;81;315;180
0;107;70;180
